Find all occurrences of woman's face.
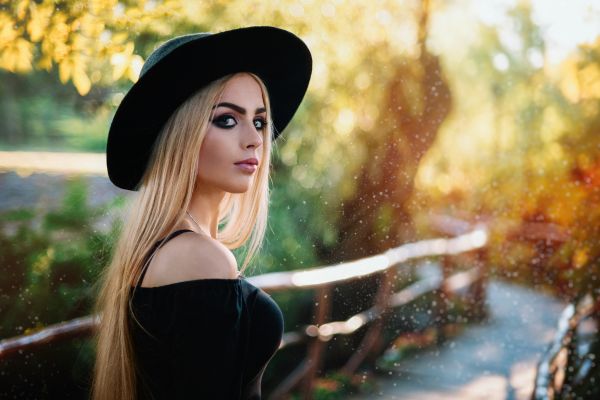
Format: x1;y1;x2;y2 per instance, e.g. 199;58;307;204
196;73;265;194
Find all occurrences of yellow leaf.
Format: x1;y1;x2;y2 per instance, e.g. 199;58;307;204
559;58;580;103
15;0;30;21
90;70;101;83
14;37;32;71
127;54;144;82
579;64;600;100
81;17;105;37
49;13;69;43
71;34;87;52
110;52;128;81
0;48;15;72
0;13;19;46
573;248;589;269
90;0;113;16
36;54;53;70
0;38;33;72
27;1;53;42
123;41;134;57
73;65;91;95
110;42;135;81
111;32;128;45
59;57;72;83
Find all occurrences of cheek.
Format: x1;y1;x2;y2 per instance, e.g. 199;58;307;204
197;130;232;175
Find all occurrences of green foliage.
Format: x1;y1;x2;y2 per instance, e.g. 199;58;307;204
0;177;125;338
0;175;334;396
0;177;128;396
414;2;600;302
0;69;113;151
289;371;357;400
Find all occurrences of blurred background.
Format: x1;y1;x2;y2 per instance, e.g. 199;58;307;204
1;0;599;399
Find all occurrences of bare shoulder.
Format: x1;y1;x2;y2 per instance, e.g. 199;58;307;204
141;231;239;287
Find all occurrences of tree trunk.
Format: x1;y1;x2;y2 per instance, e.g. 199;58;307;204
334;0;452;260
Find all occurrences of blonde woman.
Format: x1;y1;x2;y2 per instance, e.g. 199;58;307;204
91;26;312;399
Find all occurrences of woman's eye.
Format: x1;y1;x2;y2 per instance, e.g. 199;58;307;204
254;118;267;130
213;115;237;128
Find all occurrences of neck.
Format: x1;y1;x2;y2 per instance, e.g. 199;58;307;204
185;182;226;239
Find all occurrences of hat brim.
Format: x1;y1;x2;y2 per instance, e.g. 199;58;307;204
106;26;312;191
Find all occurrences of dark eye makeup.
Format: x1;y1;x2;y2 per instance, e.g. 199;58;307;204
213;115;237;128
212;114;268;131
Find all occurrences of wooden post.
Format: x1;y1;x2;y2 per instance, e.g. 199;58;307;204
267;357;312;400
340;267;395;376
301;285;332;399
470;247;489;321
434;254;452;344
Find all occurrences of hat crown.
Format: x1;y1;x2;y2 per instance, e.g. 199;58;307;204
140;32;212;78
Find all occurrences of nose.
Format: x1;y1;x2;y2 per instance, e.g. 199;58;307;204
242;119;263;149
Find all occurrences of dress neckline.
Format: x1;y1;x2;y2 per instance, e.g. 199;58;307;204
130;276;245;291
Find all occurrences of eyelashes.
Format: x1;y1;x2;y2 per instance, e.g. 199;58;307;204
211;114;268;131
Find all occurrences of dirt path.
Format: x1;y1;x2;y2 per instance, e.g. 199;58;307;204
348;279;566;400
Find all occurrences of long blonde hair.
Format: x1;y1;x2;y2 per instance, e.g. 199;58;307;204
90;72;274;400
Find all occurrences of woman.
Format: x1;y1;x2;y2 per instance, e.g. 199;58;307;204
90;26;312;400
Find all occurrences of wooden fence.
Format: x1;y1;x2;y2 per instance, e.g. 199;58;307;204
531;292;600;400
0;217;490;399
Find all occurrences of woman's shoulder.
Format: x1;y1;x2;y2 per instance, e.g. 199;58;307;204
140;230;239;288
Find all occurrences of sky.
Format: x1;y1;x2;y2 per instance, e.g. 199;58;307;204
472;0;600;65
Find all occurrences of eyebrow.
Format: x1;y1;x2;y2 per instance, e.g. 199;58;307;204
212;102;266;115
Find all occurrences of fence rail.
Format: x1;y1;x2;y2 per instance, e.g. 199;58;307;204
531;292;600;400
0;217;490;399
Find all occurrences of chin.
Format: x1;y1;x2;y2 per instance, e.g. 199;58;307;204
197;174;254;193
227;187;251;194
223;181;253;194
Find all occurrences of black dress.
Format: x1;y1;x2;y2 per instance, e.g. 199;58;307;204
129;229;284;399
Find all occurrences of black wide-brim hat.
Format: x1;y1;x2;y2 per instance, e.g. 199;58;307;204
106;26;312;191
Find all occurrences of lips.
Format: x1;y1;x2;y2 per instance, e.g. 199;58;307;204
234;157;259;166
235;163;257;173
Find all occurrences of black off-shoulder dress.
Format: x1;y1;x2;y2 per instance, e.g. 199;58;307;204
129;229;284;400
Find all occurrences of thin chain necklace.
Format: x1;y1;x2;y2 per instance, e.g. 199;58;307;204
185;210;210;237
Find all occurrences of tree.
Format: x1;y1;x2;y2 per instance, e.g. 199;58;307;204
335;0;452;259
0;0;182;95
